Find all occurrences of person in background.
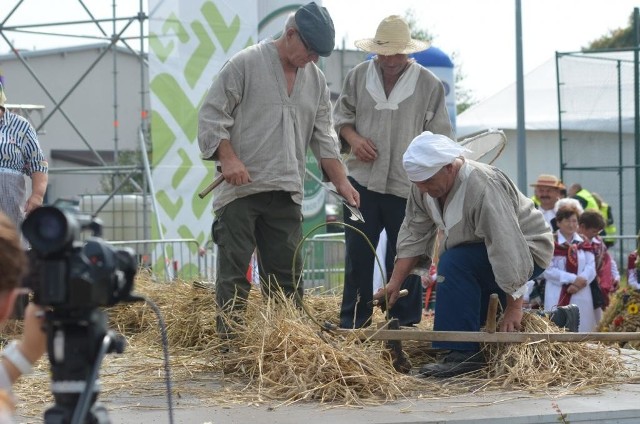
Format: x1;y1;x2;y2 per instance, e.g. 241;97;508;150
333;15;453;329
627;249;640;291
591;192;616;248
578;210;619;309
0;212;47;420
0;82;48;230
377;132;553;377
543;203;600;332
197;2;359;338
530;174;564;230
568;183;598;211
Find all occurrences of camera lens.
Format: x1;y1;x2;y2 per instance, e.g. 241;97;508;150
35;213;66;241
22;206;79;257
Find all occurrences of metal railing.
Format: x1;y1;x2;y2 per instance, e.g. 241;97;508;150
200;233;346;292
109;238;202;282
300;233;345;294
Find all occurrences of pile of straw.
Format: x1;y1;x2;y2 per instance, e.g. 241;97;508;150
6;273;638;417
599;288;640;349
484;313;629;390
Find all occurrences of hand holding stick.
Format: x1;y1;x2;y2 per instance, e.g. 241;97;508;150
198;174;224;199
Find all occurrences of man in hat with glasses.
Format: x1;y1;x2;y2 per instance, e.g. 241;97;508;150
198;3;358;338
333;15;453;329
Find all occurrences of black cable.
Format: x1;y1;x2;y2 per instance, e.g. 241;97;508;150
133;294;175;424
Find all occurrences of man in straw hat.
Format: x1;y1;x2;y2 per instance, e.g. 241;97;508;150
333;15;453;329
198;3;359;338
376;131;553;377
0;81;48;230
530;174;564;229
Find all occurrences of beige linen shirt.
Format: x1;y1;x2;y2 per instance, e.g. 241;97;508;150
198;41;342;211
333;59;453;199
397;160;554;295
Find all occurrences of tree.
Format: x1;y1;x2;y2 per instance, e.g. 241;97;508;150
403;10;475;115
585;13;635;49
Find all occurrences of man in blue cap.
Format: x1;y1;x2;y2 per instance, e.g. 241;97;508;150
198;3;358;338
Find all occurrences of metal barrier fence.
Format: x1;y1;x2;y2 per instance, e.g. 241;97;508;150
200;233;346;292
603;234;639;280
202;239;218;283
300;233;346;294
108;232;638;286
109;238;202;282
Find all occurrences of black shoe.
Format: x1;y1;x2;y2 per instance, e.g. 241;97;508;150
418;350;485;378
549;304;580;332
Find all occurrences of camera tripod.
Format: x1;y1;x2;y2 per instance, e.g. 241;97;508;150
43;308;125;424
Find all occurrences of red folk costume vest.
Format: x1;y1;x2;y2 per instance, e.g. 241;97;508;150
553;234;593;306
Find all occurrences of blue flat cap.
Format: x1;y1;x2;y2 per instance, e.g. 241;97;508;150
295;2;335;57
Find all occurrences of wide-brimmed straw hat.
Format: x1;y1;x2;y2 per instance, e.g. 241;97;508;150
354;15;429;56
530;174;565;189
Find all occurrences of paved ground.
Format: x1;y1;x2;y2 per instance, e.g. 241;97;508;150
16;349;640;424
102;383;640;423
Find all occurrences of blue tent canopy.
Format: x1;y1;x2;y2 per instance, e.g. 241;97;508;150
410;46;453;68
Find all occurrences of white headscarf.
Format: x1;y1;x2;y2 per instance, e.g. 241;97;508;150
402;131;470;181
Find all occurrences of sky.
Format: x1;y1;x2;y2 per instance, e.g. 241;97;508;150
2;0;639;101
324;0;639;101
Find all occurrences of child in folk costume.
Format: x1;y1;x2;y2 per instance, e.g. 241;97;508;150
542;203;600;332
578;210;619;308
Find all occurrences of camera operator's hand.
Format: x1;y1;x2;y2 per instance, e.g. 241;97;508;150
2;303;46;384
21;303;46;364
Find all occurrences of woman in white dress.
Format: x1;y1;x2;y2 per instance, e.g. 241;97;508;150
542;203;599;332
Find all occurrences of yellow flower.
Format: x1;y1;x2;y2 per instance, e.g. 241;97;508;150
628;303;639;315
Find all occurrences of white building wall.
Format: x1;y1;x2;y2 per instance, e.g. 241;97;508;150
0;45;147;199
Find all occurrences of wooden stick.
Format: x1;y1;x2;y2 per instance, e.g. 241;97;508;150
334;328;640;343
485;293;499;334
371;288;408;306
198;174;224;199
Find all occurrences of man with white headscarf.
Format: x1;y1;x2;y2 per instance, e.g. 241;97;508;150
378;131;553;377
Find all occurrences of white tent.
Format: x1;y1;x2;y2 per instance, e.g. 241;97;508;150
457;52;635;139
456;51;637;259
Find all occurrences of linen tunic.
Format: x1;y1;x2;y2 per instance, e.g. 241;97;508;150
542;232;599;332
397;160;553;296
333;59;453;199
198;41;342;211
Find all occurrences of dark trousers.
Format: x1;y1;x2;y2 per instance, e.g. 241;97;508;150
340;177;422;328
434;243;544;352
212;191;303;336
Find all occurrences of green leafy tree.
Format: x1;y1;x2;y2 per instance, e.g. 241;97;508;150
404;10;475;115
585;13;635;49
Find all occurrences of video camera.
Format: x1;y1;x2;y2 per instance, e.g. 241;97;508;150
21;206;141;423
22;206;137;308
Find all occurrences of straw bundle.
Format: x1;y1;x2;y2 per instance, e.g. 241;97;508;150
484;313;629;390
215;296;417;405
